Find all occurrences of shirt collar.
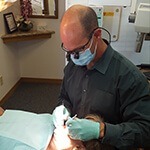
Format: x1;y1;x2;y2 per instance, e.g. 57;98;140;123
92;45;114;74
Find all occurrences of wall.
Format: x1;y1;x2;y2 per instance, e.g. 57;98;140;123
18;0;66;79
0;0;66;101
0;2;20;100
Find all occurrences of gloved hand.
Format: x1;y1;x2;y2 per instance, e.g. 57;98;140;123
52;105;70;127
66;118;100;141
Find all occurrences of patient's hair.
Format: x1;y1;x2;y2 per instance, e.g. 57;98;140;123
83;114;115;150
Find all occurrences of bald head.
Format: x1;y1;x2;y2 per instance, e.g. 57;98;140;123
61;5;98;38
60;5;99;50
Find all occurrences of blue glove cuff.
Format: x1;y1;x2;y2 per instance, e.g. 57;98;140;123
93;122;100;140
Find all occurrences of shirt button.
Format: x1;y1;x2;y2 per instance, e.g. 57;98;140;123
83;89;86;92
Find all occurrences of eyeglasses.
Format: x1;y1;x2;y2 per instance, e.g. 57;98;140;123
61;27;98;59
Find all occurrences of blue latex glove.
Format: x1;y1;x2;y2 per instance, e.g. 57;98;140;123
52;105;70;127
66;118;100;141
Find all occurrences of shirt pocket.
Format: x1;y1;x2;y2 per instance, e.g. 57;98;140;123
89;89;120;123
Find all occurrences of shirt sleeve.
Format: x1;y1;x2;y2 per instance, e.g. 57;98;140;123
102;71;150;148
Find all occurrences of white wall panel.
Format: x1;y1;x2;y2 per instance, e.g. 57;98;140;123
89;0;131;6
66;0;131;8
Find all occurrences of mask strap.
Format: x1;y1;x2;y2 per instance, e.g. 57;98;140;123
93;41;98;55
89;36;94;49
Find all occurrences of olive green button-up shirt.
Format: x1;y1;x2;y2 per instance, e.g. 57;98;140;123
58;45;150;149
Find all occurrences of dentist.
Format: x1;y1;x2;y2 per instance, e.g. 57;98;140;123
52;4;150;149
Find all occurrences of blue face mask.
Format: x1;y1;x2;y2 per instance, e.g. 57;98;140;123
71;38;97;66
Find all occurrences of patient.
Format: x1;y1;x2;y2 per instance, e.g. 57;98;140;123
47;126;86;150
0;107;114;150
48;114;114;150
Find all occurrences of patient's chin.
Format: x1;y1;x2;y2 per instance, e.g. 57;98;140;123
47;126;85;150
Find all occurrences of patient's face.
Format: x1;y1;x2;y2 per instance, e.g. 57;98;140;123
47;126;85;150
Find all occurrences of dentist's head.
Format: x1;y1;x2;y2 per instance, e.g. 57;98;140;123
60;4;108;69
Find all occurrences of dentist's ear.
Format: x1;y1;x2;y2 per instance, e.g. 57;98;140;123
94;28;102;38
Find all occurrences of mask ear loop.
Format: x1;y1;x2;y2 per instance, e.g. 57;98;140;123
88;35;94;50
93;41;98;55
